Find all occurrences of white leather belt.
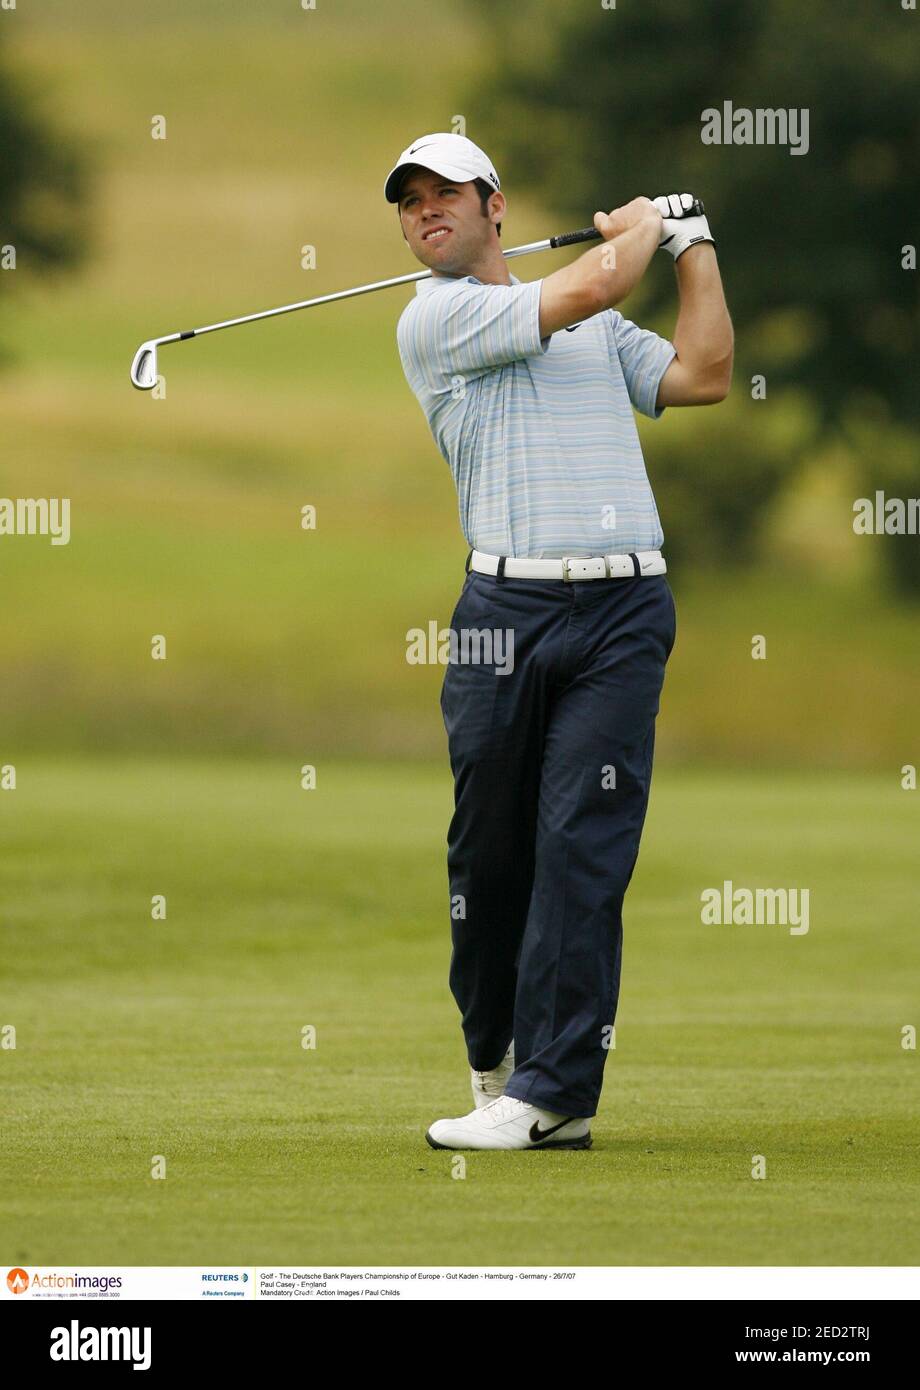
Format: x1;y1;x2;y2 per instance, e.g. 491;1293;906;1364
469;549;667;582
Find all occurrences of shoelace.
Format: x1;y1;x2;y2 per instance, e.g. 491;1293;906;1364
481;1094;527;1124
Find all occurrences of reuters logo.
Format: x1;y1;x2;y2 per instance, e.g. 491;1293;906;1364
7;1269;29;1294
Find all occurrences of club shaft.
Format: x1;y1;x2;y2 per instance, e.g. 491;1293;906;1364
175;227;603;342
133;203;704;386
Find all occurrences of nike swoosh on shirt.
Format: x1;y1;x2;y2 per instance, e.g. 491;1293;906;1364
528;1117;573;1143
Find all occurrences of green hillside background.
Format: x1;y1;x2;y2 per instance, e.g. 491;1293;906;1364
0;0;915;767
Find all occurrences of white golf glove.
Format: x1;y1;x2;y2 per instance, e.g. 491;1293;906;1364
654;192;714;260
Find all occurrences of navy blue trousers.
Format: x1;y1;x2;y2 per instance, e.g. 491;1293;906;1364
439;566;676;1118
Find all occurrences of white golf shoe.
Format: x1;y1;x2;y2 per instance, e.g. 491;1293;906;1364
426;1094;592;1151
471;1041;515;1109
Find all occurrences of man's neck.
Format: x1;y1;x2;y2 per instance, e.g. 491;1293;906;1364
433;242;511;286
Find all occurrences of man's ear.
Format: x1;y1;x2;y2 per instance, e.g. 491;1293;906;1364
490;191;507;228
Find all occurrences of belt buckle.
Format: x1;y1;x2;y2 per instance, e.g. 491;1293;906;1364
562;555;608;582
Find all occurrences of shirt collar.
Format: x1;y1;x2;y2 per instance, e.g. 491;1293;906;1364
416;271;522;296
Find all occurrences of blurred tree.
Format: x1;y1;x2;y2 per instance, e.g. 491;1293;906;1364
468;0;920;592
0;37;91;321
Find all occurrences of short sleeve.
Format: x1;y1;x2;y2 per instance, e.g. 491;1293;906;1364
606;311;677;419
398;278;549;391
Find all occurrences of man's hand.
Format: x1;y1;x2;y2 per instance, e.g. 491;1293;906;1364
594;196;662;243
653;193;714;261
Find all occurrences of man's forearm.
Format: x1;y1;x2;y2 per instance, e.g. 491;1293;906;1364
670;245;734;397
539;200;662;335
594;213;663;310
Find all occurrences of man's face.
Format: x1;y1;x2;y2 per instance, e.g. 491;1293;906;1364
397;167;500;273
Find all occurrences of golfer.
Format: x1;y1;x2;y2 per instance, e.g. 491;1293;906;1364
386;133;733;1150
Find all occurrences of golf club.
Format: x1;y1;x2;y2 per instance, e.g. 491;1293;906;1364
129;201;704;390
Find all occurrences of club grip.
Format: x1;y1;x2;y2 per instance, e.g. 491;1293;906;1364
550;199;705;249
666;197;705;218
549;226;602;249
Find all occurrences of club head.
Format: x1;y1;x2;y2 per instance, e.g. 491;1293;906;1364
130;340;159;390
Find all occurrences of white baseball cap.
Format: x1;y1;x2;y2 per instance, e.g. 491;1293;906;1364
384;132;500;204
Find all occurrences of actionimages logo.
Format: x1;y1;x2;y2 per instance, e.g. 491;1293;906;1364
7;1269;123;1295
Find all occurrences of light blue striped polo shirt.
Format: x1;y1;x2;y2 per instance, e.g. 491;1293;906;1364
396;271;676;558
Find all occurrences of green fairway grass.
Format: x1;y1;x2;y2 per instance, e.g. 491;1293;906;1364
2;758;918;1266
